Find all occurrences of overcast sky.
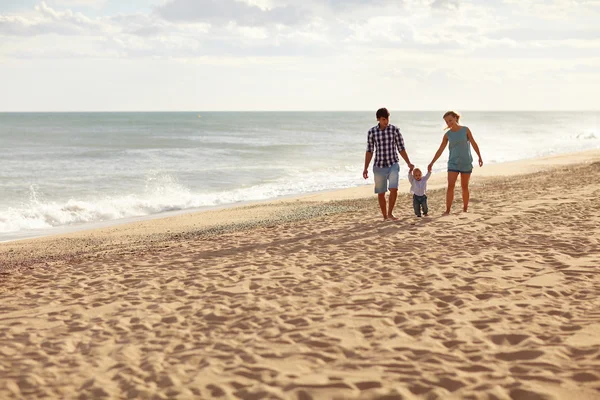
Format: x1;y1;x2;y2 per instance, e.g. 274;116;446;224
0;0;598;111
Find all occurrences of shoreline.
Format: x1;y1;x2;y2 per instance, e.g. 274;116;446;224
1;148;599;274
2;148;599;245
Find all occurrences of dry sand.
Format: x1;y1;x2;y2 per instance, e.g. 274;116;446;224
1;150;600;399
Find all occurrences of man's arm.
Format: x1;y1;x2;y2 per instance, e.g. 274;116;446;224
363;130;374;179
396;128;414;171
363;152;373;179
399;150;414;171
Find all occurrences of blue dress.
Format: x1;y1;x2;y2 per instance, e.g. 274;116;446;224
447;126;473;173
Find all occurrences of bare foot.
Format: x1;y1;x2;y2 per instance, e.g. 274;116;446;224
442;211;450;216
423;213;429;217
463;209;468;213
388;214;399;221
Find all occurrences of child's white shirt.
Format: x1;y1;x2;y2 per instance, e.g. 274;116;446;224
408;171;431;196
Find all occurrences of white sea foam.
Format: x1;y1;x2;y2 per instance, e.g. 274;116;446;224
0;178;190;233
576;132;598;140
0;167;365;235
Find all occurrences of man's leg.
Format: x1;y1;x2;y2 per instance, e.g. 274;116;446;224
387;163;400;220
373;166;389;220
378;193;387;220
413;195;421;216
388;189;398;220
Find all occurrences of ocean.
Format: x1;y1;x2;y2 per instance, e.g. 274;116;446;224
1;111;598;241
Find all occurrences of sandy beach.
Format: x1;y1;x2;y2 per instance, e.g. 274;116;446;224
1;150;600;399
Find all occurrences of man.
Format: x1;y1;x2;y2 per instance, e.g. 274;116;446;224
363;108;414;221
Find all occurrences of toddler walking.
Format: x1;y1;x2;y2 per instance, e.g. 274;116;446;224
408;168;431;217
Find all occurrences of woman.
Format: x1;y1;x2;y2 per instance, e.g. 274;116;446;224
428;111;483;215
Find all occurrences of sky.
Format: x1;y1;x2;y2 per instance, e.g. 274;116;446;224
0;0;598;111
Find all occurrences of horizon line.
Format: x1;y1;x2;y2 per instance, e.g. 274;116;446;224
1;109;599;113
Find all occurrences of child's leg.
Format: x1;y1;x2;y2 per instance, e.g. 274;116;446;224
413;195;421;217
422;195;429;215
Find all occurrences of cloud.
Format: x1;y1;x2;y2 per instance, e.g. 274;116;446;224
488;27;600;41
323;0;400;9
53;0;107;7
431;0;460;10
154;0;309;26
0;1;101;36
109;13;173;37
502;0;600;19
154;0;413;27
1;0;599;66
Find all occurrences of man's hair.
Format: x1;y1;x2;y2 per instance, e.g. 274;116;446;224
376;108;390;119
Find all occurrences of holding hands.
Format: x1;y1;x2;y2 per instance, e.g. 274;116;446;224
427;158;481;172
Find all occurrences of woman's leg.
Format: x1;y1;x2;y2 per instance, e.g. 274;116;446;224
460;172;471;212
445;172;459;215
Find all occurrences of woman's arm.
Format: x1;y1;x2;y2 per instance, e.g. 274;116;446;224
466;128;483;167
428;134;448;172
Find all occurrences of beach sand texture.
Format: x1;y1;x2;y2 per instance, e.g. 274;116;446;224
1;154;600;399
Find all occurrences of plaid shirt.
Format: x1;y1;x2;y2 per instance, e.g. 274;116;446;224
366;123;406;168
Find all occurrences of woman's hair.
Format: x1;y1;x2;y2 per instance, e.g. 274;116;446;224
443;111;461;130
443;110;460;123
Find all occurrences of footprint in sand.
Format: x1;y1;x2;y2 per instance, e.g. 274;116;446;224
489;334;530;346
495;350;544;361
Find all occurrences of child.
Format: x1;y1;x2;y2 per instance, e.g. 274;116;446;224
408;168;431;217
